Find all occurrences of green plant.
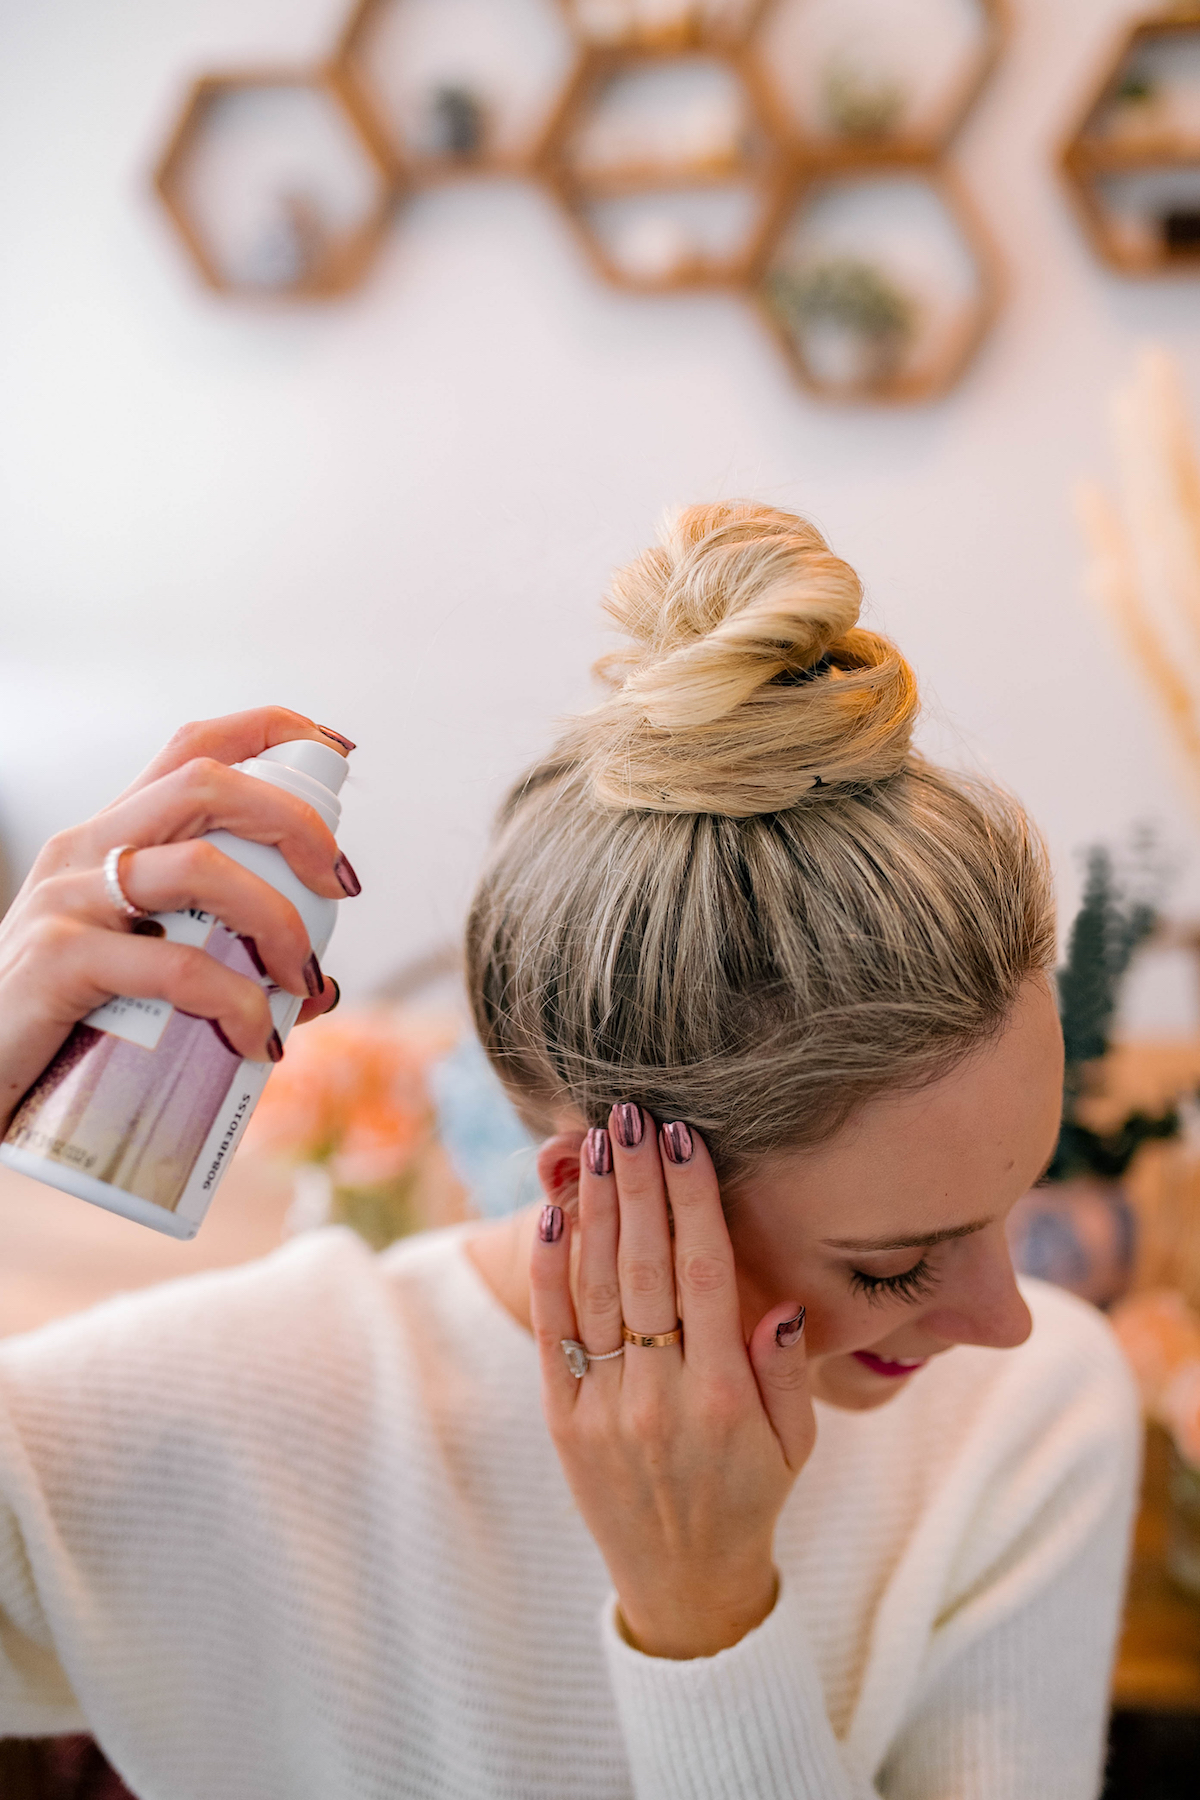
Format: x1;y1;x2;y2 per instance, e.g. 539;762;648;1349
769;257;916;345
821;62;906;139
1046;843;1178;1182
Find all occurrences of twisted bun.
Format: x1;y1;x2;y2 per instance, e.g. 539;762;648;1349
579;502;918;816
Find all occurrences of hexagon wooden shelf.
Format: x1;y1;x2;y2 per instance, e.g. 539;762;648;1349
1063;7;1200;274
150;0;1009;400
754;161;999;403
535;43;787;290
333;0;579;184
753;0;1007;164
154;69;397;298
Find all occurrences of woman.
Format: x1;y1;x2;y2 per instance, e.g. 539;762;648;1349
0;504;1137;1799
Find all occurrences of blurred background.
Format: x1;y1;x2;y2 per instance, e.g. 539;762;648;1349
0;0;1198;1014
5;4;1200;1788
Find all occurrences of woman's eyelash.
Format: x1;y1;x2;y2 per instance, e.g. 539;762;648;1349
849;1258;937;1306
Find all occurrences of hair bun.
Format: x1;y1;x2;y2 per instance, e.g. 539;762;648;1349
578;502;918;816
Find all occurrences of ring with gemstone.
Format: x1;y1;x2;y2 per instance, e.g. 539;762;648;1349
561;1339;625;1380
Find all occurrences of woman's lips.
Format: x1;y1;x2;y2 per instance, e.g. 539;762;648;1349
852;1350;929;1379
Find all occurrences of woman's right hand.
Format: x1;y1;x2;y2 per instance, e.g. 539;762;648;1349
0;707;356;1132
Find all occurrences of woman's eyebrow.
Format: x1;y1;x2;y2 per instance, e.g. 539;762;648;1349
821;1219;993;1252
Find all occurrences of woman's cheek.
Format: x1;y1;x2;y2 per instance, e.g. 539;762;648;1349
802;1289;874;1360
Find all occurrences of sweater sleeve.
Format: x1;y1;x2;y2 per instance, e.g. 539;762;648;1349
601;1580;878;1800
601;1294;1141;1800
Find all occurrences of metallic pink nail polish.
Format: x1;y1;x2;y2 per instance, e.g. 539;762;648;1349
613;1103;643;1148
539;1203;564;1244
776;1306;805;1348
266;1031;284;1064
585;1127;612;1176
318;725;356;753
303;952;322;998
661;1121;693;1165
334;853;362;897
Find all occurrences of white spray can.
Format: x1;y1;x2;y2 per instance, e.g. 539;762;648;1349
0;739;349;1239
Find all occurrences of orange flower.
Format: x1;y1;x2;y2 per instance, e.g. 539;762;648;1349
245;1008;458;1184
1110;1288;1200;1416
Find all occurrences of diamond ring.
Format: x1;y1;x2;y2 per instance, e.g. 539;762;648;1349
561;1339;624;1380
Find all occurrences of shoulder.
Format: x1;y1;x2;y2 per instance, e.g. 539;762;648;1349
0;1223;481;1418
905;1278;1139;1455
899;1282;1141;1593
1002;1278;1140;1452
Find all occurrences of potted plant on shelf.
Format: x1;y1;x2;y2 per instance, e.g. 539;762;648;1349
1007;844;1180;1309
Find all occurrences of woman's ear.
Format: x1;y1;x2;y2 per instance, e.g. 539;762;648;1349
537;1131;587;1215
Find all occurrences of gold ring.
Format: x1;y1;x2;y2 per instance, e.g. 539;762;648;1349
622;1320;683;1349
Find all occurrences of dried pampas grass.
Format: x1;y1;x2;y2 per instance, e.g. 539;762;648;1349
1077;348;1200;812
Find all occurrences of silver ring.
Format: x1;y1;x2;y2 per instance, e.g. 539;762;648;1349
561;1339;624;1380
102;845;148;922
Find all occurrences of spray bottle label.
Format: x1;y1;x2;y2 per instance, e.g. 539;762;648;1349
84;910;217;1049
4;918;279;1216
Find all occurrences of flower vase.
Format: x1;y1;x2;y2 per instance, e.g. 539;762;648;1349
329;1168;421;1252
1006;1174;1137;1309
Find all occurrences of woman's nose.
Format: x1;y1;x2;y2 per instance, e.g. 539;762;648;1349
922;1230;1033;1351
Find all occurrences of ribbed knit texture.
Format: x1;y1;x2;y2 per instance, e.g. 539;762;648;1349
0;1224;1138;1800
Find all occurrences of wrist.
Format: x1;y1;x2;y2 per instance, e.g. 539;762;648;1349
616;1565;779;1661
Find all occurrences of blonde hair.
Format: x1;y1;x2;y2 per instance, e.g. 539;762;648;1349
466;503;1054;1176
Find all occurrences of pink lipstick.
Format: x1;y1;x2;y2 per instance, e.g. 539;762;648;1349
853;1350;928;1380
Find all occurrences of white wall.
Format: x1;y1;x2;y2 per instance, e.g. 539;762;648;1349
1;0;1199;1022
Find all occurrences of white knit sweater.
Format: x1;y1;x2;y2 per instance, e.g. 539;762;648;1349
0;1223;1139;1800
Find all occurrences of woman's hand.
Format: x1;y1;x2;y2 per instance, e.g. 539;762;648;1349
530;1108;814;1660
0;708;355;1131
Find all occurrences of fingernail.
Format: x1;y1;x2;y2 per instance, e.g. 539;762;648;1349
267;1030;285;1064
209;1020;238;1056
131;918;166;938
303;952;322;998
661;1121;693;1165
539;1203;564;1244
239;935;269;979
585;1127;612;1176
776;1305;805;1349
323;975;341;1015
613;1103;643;1149
318;725;356;753
334;854;362;898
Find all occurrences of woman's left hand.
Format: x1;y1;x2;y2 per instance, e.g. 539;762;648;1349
530;1108;814;1661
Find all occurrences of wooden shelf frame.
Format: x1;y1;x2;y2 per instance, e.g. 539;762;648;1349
1062;8;1200;275
534;40;790;292
554;0;770;54
332;0;583;186
750;157;1002;405
751;0;1009;165
153;67;399;299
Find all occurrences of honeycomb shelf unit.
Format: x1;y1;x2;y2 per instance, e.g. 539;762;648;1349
149;0;1010;401
154;68;397;299
1062;6;1200;274
535;41;787;292
753;159;1000;405
333;0;579;185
